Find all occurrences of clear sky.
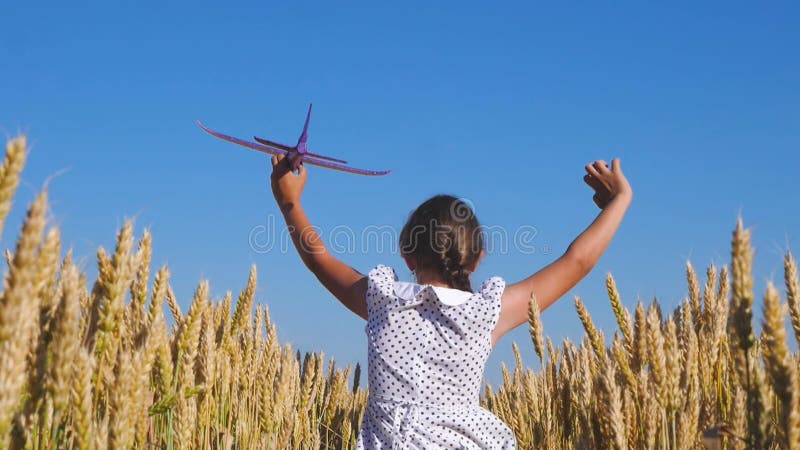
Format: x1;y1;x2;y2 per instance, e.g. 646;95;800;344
1;1;798;386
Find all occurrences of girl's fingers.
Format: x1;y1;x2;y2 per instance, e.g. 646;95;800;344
587;161;612;191
594;159;612;176
583;174;603;192
286;154;300;171
272;154;292;178
585;162;602;180
611;157;622;174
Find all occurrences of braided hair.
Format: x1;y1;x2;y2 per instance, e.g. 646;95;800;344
398;194;484;292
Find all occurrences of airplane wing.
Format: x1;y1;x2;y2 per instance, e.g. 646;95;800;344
253;136;293;152
197;120;289;156
301;155;391;176
302;151;348;164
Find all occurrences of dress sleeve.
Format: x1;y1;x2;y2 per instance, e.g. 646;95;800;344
477;276;506;333
365;264;397;319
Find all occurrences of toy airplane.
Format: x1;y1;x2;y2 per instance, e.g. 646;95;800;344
196;103;390;176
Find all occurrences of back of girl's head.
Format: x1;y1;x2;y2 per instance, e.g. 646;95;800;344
398;194;484;292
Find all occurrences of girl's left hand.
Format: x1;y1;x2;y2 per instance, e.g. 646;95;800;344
583;158;632;209
270;154;307;211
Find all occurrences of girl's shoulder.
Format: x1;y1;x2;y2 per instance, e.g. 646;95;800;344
364;264;505;325
368;263;398;281
364;265;398;318
476;275;506;301
366;264;505;301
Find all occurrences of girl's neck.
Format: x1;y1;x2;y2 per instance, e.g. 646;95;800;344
414;270;450;289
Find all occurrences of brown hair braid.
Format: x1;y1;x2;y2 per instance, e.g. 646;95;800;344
398;194;484;292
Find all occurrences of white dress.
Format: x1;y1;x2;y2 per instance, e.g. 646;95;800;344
355;264;517;450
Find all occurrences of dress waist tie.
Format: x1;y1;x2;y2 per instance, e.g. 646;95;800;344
391;401;420;449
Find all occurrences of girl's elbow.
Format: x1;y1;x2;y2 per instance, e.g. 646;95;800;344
304;252;336;277
564;250;595;276
302;254;324;274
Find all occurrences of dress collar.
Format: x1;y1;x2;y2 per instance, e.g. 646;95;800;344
393;280;474;306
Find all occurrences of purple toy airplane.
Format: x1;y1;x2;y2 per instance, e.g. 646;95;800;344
196;104;390;176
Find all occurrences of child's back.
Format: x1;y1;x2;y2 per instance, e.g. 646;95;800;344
356;264;515;449
269;154;631;449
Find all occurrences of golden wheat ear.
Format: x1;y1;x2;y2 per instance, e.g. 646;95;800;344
0;136;27;241
528;291;544;363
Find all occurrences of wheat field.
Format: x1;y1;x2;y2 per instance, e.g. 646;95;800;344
0;134;797;449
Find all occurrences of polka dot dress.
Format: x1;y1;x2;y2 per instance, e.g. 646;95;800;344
355;264;517;450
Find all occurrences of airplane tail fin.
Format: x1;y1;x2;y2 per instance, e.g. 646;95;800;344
298;103;312;145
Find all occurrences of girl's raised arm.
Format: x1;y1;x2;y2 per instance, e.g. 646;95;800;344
492;158;632;344
270;154;368;320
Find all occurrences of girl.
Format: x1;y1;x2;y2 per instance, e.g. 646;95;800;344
269;154;632;449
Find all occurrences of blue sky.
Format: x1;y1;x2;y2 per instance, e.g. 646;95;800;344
1;1;798;385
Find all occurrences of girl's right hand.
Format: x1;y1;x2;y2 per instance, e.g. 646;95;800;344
494;157;633;342
270;154;307;212
583;158;632;209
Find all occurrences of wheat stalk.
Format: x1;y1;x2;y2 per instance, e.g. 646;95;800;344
0;190;47;447
0;136;27;240
761;282;799;449
606;273;633;353
528;291;544;363
0;134;798;450
785;251;800;350
574;296;604;361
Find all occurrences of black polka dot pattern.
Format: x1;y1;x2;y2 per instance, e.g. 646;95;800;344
356;264;517;449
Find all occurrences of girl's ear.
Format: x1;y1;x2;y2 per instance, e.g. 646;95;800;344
466;249;485;273
402;254;416;272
